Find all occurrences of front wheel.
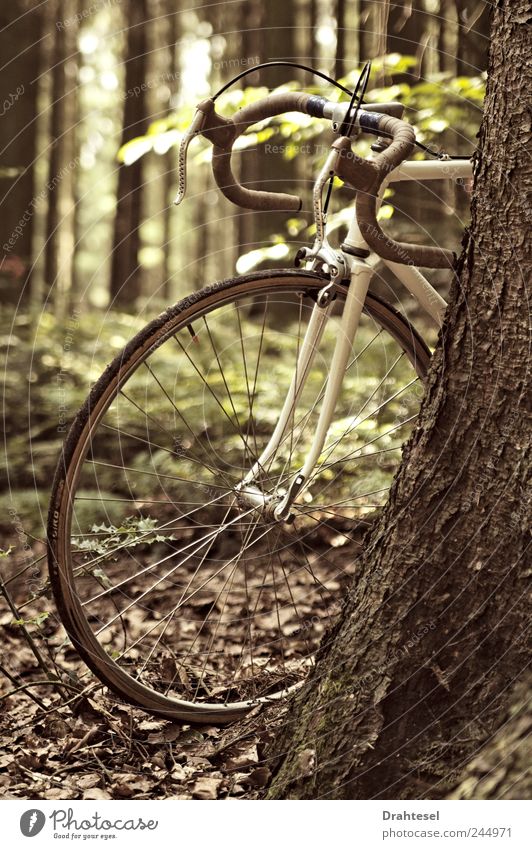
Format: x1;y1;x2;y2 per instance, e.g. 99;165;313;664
48;270;430;722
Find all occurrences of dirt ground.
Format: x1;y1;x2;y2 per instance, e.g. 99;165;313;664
0;527;364;800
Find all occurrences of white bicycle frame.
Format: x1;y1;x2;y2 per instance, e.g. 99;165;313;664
239;156;473;518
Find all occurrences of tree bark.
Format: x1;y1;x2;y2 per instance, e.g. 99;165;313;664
110;0;148;308
267;0;531;800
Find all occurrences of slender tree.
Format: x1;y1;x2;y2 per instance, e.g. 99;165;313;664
110;0;148;308
386;0;429;81
454;0;491;75
438;0;455;73
161;0;180;300
335;0;347;79
267;0;530;800
358;0;373;60
0;2;42;304
44;0;79;315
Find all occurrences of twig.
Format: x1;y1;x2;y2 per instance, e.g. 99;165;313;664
0;578;67;699
1;677;82;700
0;661;47;709
8;682;102;734
3;553;47;586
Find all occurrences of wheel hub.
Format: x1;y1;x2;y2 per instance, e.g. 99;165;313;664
234;484;290;522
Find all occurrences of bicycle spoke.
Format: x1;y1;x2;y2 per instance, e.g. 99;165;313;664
76;489;232;580
137;360;236;485
84;501;254;611
135;502;235;678
310;370;417;480
52;279;428;717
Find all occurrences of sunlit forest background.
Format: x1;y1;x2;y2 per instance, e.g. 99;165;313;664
1;0;488;539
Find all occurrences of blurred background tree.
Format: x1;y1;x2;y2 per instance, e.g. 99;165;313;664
1;0;488;538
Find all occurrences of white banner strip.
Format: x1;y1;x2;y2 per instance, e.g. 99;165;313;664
3;799;530;849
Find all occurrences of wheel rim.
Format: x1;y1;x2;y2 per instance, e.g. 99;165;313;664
48;275;429;720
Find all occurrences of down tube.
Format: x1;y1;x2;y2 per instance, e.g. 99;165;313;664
299;260;373;480
239;297;331;486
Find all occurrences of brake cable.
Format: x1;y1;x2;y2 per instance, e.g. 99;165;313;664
341;60;372;138
211;60;470;160
212;61;355;100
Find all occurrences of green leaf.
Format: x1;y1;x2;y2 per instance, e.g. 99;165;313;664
118;135;154;165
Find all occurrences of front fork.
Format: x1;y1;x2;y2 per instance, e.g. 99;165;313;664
237;258;373;521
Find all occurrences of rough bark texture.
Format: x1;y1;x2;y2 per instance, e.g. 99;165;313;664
267;0;531;800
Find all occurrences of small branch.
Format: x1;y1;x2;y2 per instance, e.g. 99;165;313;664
1;676;82;701
0;578;67;699
0;661;47;709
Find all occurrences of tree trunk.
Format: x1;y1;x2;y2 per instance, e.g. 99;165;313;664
335;0;347;80
267;0;530;800
235;0;262;257
110;0;148;308
358;0;373;60
44;0;79;316
455;0;491;75
438;0;455;73
308;0;317;61
386;0;429;81
162;0;180;300
0;2;42;304
236;0;297;259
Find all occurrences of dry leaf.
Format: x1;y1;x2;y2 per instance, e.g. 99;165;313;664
192;776;222;800
44;787;71;800
225;745;259;770
76;773;101;790
83;788;112;800
147;725;182;744
137;719;167;732
244;767;270;788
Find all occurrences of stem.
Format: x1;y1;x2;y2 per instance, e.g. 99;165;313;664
0;579;67;699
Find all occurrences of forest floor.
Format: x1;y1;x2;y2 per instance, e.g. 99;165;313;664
0;679;284;801
0;525;364;801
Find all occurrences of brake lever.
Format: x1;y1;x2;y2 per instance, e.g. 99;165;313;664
173;108;207;206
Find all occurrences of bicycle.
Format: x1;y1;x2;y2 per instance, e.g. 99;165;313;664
47;62;473;722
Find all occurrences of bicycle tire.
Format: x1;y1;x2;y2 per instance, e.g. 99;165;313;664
48;269;431;723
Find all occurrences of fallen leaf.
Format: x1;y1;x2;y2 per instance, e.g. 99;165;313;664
76;773;101;790
83;788;112;800
192;776;222;800
137;719;167;732
244;767;271;788
147;725;182;744
168;765;187;782
225;745;259;770
44;787;71;800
